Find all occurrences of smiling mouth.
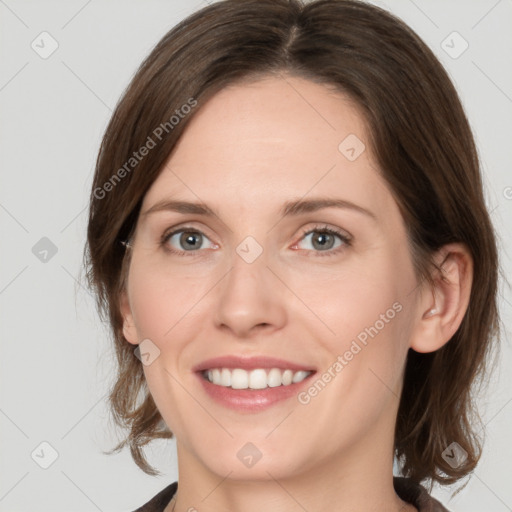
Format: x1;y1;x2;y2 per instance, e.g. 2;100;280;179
201;368;314;390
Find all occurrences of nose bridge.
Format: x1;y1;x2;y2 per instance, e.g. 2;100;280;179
213;240;287;337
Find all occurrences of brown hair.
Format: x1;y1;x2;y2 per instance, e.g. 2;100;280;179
84;0;499;485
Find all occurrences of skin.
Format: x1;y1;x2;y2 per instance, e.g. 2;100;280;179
120;75;473;512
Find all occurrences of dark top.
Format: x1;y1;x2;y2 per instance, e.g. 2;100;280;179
132;477;450;511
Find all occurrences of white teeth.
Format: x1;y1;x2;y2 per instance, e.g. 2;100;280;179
267;368;282;387
231;369;248;389
249;369;268;389
220;368;231;386
282;369;293;386
292;370;310;383
204;367;312;389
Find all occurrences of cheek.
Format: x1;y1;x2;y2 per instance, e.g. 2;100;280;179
128;262;203;433
294;274;412;444
298;249;415;396
127;258;210;341
291;252;410;342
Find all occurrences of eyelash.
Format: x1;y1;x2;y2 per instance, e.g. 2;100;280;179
160;224;352;258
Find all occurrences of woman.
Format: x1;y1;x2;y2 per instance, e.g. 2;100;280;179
84;1;499;511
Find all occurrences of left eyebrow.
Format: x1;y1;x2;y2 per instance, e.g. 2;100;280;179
280;197;377;221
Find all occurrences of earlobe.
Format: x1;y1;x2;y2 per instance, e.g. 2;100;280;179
410;244;473;354
119;290;139;345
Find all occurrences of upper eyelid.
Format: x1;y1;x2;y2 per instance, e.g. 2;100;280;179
299;225;351;240
161;222;217;242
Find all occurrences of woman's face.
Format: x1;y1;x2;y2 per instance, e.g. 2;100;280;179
121;75;424;481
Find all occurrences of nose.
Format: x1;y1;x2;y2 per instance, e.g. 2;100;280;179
213;250;287;339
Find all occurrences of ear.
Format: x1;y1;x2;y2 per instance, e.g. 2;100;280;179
119;289;139;346
410;243;473;353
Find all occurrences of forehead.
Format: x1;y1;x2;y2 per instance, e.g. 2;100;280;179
141;75;395;221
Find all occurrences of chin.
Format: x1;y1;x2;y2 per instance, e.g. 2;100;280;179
187;437;315;482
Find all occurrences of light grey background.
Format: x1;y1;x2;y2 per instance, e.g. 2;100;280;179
1;1;511;511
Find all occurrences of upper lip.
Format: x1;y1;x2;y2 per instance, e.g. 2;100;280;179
193;356;316;373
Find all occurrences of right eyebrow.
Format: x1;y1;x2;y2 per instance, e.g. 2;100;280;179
141;200;217;218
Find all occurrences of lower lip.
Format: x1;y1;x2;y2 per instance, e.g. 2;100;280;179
196;372;315;412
